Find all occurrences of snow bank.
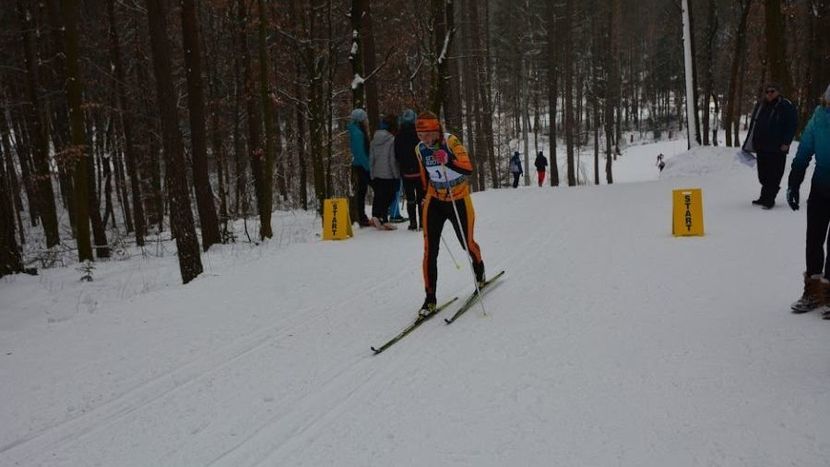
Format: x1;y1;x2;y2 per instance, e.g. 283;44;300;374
661;146;755;179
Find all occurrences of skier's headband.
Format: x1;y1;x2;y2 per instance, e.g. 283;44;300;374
416;118;440;133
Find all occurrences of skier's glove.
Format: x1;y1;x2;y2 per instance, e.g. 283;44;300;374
433;149;448;165
787;187;799;211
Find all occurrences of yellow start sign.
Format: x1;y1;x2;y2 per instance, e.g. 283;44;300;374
322;198;353;240
672;188;704;236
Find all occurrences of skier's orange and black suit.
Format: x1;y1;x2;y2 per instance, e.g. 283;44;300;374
415;133;485;301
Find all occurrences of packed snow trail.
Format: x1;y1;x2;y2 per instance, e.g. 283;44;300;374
1;147;828;466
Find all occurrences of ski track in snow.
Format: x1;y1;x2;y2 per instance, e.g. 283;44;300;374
2;246;420;465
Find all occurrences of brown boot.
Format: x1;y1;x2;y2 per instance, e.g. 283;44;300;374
820;279;830;320
791;273;824;314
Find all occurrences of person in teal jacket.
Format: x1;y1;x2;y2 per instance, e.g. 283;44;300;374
788;84;830;317
348;109;371;226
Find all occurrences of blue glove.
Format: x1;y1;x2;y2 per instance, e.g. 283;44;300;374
787;187;799;211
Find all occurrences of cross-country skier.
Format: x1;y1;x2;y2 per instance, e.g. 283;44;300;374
414;111;486;316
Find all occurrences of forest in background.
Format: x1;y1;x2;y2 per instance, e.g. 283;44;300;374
0;0;827;282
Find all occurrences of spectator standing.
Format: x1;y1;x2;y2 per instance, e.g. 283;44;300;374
369;114;400;230
743;83;798;209
395;109;424;231
347;109;372;226
787;84;830;317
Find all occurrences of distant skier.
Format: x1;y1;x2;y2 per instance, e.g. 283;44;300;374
534;151;548;186
787;84;830;317
414;111;486;316
656;153;666;172
510;151;523;188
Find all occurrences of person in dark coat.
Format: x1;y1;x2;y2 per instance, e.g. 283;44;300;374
510;151;523;188
534;151;548;187
743;83;798;209
394;109;424;231
787;84;830;317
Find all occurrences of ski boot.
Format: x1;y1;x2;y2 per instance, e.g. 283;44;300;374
418;296;437;318
474;261;486;289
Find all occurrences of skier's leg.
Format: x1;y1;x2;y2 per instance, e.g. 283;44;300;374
447;197;484;281
422;196;446;302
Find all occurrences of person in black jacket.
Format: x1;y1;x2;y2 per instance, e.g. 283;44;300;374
510;151;523;188
534;151;548;187
743;83;798;209
394;109;424;231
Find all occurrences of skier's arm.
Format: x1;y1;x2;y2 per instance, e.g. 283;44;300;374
445;135;473;175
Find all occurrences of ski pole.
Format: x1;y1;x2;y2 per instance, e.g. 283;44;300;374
441;234;462;270
441;163;486;316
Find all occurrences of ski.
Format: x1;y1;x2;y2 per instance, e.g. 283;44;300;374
371;297;459;355
444;270;506;325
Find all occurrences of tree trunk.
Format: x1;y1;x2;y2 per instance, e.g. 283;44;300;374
0;140;23;277
429;0;454;122
605;0;620;184
700;0;718;146
546;0;560;186
349;0;366;110
724;0;751;148
799;0;829;132
17;1;60;248
764;0;793;96
145;0;203;283
107;0;144;244
256;0;276;238
361;1;379;132
521;59;530;187
564;0;576;186
467;0;496;189
60;0;95;260
443;0;463;137
233;0;249;219
240;0;265;235
133;29;163;231
8;108;38;227
43;0;75;229
181;0;221;250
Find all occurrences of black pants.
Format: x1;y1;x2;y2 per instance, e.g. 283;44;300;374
756;151;787;204
371;178;397;223
422;195;484;299
402;177;424;227
352;166;370;223
512;172;521;188
805;187;830;279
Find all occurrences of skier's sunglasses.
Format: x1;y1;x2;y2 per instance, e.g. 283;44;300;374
765;89;778;94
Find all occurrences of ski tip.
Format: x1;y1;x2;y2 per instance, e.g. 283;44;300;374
371;347;380;354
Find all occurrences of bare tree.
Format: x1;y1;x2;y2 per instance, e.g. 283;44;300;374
181;0;221;250
145;0;203;284
764;0;793;96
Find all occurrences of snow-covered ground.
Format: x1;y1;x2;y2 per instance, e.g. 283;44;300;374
2;143;828;466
